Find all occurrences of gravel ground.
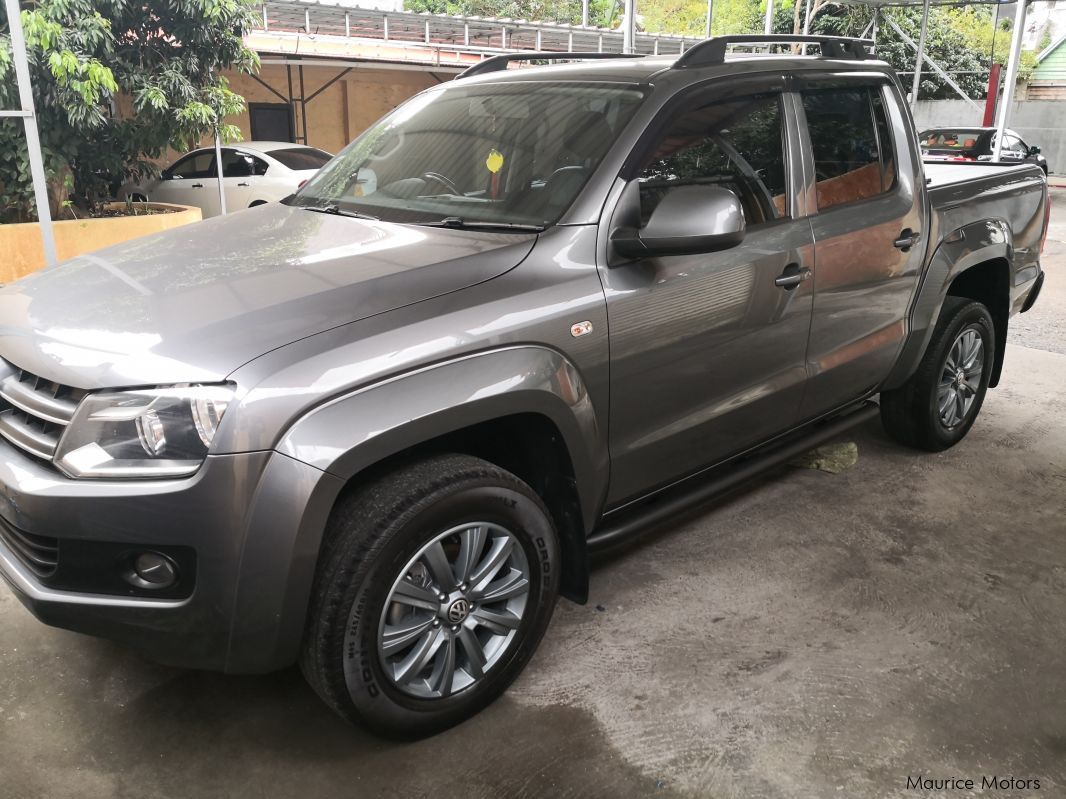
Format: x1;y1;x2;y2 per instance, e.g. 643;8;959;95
1009;187;1066;353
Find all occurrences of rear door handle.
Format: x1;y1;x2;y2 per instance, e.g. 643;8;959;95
237;182;250;187
894;229;921;251
191;183;204;188
774;264;812;289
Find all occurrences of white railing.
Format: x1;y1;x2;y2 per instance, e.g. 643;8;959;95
259;0;702;58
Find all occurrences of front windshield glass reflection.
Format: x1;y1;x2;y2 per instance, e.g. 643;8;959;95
287;82;645;228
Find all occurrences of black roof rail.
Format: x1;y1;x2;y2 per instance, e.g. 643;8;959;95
457;51;647;79
674;35;874;68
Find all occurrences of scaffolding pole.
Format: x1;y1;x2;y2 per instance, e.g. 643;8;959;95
992;0;1028;162
623;0;635;53
910;0;930;104
3;0;57;267
885;14;981;110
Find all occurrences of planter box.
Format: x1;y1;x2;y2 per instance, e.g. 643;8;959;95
0;202;202;284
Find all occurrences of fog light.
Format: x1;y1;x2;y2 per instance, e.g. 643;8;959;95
125;552;178;590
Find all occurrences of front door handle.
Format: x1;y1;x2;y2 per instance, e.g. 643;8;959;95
894;228;921;252
774;263;812;289
237;181;250;187
191;183;204;188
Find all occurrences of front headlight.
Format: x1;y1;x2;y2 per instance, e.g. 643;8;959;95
55;384;235;479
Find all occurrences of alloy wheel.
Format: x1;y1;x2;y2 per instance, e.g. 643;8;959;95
937;326;984;429
374;522;531;699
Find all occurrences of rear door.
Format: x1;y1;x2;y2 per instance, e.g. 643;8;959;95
600;83;816;505
220;149;267;210
796;79;927;419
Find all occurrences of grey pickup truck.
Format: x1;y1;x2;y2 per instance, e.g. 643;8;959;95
0;36;1048;737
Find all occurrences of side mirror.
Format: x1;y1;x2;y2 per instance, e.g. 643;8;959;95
612;185;746;259
1029;145;1041;155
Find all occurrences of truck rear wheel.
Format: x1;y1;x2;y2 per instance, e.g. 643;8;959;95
880;298;994;451
300;454;560;738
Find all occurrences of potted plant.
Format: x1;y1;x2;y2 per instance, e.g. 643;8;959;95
0;0;261;280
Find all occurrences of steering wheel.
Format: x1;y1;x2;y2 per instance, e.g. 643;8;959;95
420;171;461;195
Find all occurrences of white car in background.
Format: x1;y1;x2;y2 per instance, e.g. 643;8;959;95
123;141;333;218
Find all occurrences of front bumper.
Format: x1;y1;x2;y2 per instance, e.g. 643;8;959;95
0;440;343;673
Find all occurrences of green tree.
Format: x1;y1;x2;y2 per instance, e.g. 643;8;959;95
810;5;992;99
0;0;261;222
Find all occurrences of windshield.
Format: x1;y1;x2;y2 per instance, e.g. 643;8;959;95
919;130;984;150
288;82;645;227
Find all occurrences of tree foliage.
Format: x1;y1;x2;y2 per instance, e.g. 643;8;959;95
406;0;1033;102
0;0;261;222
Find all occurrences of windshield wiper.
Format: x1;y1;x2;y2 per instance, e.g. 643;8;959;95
419;216;545;233
301;203;379;221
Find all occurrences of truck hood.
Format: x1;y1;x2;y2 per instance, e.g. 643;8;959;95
0;204;536;388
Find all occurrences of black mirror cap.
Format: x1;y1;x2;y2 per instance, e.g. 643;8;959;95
611;226;746;259
1030;145;1041;155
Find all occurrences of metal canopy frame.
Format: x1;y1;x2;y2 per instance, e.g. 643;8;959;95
2;0;56;267
828;0;1027;162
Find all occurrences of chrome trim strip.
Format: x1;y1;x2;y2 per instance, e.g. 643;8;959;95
0;375;76;426
0;412;58;460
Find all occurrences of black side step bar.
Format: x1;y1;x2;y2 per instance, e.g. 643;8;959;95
587;400;880;552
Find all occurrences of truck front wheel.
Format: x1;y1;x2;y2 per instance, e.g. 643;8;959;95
880;298;995;451
300;454;560;737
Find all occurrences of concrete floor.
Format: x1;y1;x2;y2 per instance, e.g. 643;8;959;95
2;193;1065;799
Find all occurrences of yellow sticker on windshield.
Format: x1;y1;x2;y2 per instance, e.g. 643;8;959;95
486;149;505;174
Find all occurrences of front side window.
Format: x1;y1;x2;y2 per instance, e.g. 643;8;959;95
167;151;215;180
802;87;897;211
637;93;788;227
291;82;645;227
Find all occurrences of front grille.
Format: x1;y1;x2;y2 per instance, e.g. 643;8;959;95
0;516;59;578
0;360;86;465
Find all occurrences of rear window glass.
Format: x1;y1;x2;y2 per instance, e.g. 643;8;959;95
802;87;897;211
270;147;332;171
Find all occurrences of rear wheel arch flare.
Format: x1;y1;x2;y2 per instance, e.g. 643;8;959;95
945;257;1009;387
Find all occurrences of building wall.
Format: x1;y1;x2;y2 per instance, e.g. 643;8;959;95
1033;39;1066;79
911;99;1066;174
163;63;437;165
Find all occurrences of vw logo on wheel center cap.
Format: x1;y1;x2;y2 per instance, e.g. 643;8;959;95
446;598;470;624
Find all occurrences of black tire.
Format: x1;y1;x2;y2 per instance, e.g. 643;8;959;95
880;297;995;451
300;454;560;738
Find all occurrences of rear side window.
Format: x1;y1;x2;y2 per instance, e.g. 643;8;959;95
637;93;789;227
802;87;897;211
221;151;268;178
270;147;332;171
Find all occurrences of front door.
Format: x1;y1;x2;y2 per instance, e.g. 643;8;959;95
796;80;926;419
600;88;815;506
154;150;221;217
